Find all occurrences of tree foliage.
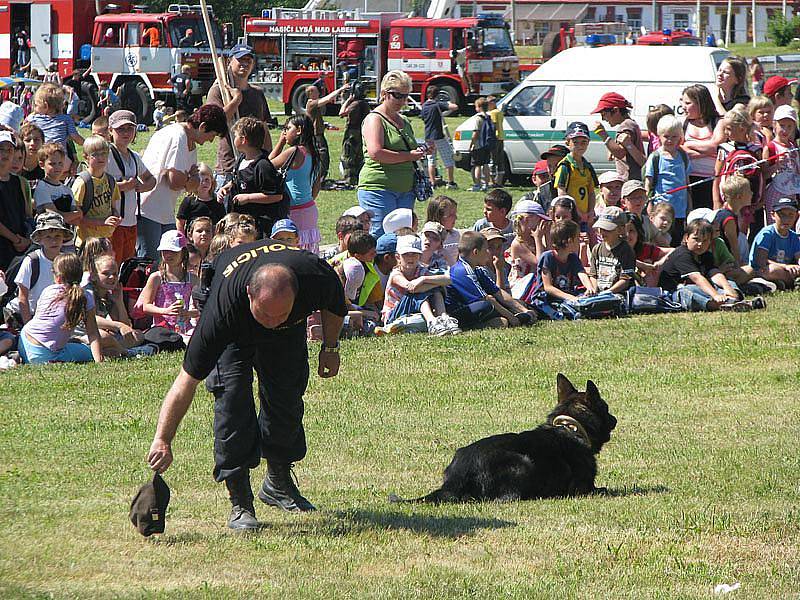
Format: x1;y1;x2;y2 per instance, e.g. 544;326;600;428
767;13;800;47
144;0;306;34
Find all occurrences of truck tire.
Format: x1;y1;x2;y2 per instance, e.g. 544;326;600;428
77;81;99;123
541;32;562;61
120;80;155;125
436;84;463;113
291;84;311;115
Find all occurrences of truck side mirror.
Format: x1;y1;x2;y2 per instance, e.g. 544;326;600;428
449;49;456;60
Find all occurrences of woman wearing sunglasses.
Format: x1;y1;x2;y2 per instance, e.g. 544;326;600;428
358;70;430;235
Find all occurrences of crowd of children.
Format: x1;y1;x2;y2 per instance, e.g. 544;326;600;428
3;69;800;369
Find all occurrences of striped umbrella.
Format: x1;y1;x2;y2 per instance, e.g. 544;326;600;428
0;76;43;88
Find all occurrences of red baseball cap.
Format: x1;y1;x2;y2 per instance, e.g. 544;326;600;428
591;92;633;114
533;159;549;175
763;75;797;98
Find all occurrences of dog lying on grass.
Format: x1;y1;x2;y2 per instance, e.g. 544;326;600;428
390;374;616;503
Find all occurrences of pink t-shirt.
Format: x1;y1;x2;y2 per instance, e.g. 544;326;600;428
22;283;95;351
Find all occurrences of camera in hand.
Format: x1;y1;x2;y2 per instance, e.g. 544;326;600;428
192;261;214;311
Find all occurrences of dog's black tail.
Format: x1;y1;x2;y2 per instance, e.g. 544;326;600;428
388;487;459;504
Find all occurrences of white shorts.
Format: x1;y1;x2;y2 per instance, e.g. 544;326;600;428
426;137;455;169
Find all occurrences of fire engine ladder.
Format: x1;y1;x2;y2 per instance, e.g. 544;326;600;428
426;0;458;19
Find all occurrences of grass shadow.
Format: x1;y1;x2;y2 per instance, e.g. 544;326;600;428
601;484;670;498
326;509;516;538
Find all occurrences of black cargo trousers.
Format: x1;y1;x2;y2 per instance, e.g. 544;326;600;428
205;322;309;482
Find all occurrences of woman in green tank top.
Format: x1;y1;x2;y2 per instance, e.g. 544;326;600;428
358;71;430;235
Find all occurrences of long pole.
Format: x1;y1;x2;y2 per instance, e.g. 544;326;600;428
696;0;701;35
752;0;756;48
652;0;657;32
510;0;516;44
783;0;787;18
725;0;732;46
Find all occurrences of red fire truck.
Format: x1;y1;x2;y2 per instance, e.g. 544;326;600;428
0;1;225;124
244;9;519;114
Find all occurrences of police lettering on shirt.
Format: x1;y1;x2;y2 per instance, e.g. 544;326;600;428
222;243;301;277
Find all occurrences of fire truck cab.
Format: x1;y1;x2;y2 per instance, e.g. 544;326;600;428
90;5;225;124
245;9;518;115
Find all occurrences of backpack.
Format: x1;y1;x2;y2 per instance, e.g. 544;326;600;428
0;247;40;311
625;286;683;314
119;256;154;330
718;144;762;205
475;113;497;151
77;171;118;216
647;148;689;200
560;292;626;320
109;144;140;220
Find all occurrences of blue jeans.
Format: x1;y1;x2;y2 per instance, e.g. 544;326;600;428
673;282;741;311
215;172;233;211
357;189;415;236
19;334;93;364
137;216;176;261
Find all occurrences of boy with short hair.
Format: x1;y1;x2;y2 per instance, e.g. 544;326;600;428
749;197;800;288
471;188;513;249
445;230;534;330
621;179;660;243
324;215;363;266
661;219;764;311
644;114;691;242
596;170;625;212
716;174;752;266
91;115;110;141
555;121;599;237
20;121;44;183
71;135;121;246
589;206;636;293
469;97;493;192
33;143;81;229
106;110;156;264
373;232;398;288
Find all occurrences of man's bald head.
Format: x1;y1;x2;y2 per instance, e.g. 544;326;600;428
247;264;298;328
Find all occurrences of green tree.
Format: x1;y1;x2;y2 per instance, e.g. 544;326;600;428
767;13;800;47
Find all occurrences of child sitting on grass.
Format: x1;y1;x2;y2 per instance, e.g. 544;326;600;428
624;213;671;287
340;231;382;337
188;216;213;261
716;174;752;266
589;206;636;294
526;219;596;318
648;202;675;247
419;221;448;272
660;219;764;311
595;171;625;213
378;235;459;336
427;195;460;266
508;199;552;287
749;197;800;289
472;188;513;250
445;231;534;330
270;219;300;246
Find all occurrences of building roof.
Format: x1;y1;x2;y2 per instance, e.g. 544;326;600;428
518;3;588;21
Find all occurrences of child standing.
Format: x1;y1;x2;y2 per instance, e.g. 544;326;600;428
71;135;121;247
749;96;774;144
221;117;286;237
33;143;80;226
6;211;71;324
138;230;198;341
176;162;225;234
555;121;599;243
762;104;800;224
106;110;156;265
508;199;552;287
445;231;533;330
379;235;459;336
588;206;636;294
20;122;44;184
0;132;31;272
18;253;102;364
469;97;494;191
25;83;84;168
644;115;691;243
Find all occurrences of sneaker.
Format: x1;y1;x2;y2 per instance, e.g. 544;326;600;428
443;315;462;335
751;296;767;310
720;299;753;312
469;184;482;192
446;181;459;189
374;322;400;336
427;316;449;337
258;463;316;512
480;184;489;192
228;504;260;531
0;356;10;370
749;277;777;294
433;180;446;188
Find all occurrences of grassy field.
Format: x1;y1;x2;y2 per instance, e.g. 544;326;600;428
2;108;800;598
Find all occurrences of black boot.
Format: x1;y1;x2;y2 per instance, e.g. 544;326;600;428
225;473;260;530
258;462;316;512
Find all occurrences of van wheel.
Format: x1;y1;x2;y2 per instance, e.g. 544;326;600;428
121;80;155;125
436;84;463;113
503;152;527;186
77;81;99;123
290;84;311;115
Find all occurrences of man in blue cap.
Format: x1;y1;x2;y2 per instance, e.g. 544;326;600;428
207;43;273;199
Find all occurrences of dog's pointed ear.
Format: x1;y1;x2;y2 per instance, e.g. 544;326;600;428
557;373;577;401
586;380;601;404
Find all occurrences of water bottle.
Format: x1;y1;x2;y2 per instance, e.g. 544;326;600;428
174;292;186;332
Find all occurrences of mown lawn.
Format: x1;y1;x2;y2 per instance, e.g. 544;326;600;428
1;105;799;599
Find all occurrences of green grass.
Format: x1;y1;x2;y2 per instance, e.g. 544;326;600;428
1;292;799;598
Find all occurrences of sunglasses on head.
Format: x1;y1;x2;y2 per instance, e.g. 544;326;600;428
385;90;409;100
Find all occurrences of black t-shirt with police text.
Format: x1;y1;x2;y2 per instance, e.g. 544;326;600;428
183;239;347;380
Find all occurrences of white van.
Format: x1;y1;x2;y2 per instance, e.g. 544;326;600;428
452;45;730;177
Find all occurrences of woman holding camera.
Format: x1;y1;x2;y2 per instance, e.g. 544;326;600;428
358;70;430;236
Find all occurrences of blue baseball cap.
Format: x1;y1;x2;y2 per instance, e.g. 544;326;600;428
271;218;298;236
228;43;253;59
375;232;397;255
773;197;798;212
565;121;590;140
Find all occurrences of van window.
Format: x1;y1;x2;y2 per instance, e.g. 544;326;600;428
505;85;555;117
403;28;426;49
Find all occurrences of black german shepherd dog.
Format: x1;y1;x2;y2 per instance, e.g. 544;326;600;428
390;374;617;503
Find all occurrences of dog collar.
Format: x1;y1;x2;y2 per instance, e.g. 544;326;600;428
552;415;591;447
